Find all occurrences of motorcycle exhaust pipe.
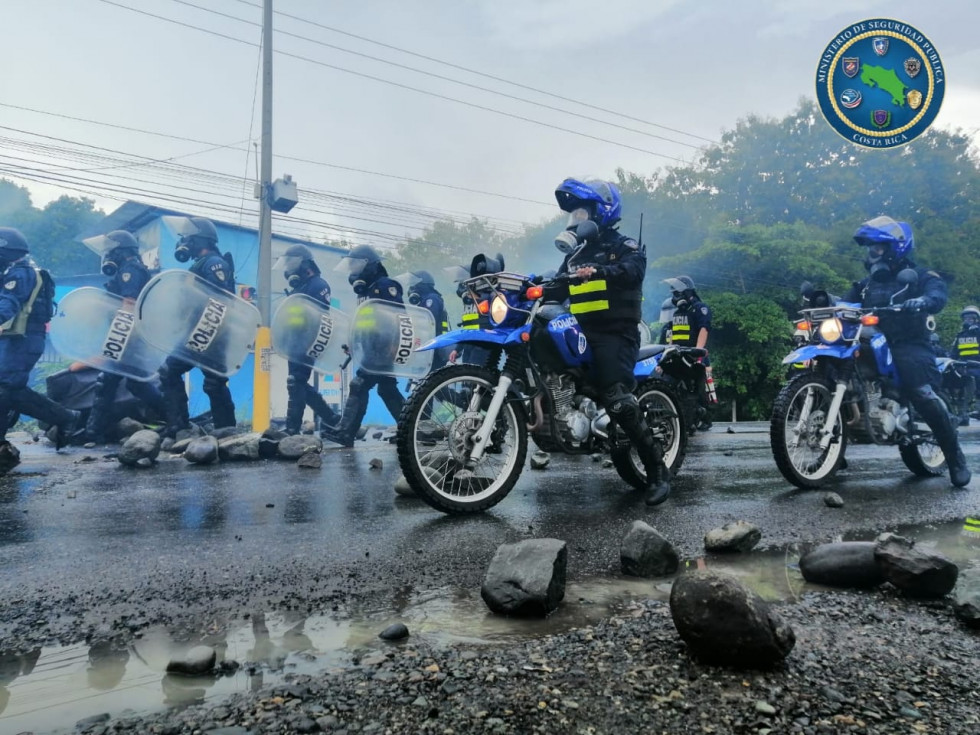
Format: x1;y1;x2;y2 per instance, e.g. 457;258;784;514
591;412;610;440
527;392;545;432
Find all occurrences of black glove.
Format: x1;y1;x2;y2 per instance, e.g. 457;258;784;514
902;297;928;312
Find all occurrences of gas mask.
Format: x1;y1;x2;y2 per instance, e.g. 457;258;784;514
671;291;691;310
348;270;368;296
408;290;423;306
101;248;133;277
864;243;894;282
174;236;195;263
554;215;599;255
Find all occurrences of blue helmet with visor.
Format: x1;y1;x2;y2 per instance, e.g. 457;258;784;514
853;216;914;273
555;178;622;230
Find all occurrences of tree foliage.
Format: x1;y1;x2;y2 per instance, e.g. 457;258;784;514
0;179;103;276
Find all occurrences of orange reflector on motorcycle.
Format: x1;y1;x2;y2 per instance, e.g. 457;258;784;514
477;300;489;314
521;331;530;342
861;314;879;325
526;285;544;300
795;320;811;331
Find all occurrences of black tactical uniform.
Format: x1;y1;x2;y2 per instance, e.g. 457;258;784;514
845;215;970;487
0;227;80;449
948;306;980;424
85;232;166;443
279;244;340;435
548;177;670;506
322;248;405;447
159;218;237;436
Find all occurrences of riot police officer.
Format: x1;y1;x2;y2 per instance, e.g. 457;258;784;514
407;269;451;366
276;244;340;435
321;245;405;447
84;230;166;444
158;217;237;437
452;253;505;366
547;178;670;505
656;297;674;345
664;275;715;428
950;305;980;424
0;227;80;449
844;215;971;487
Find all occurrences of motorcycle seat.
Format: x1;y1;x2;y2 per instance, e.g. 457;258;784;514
637;344;667;360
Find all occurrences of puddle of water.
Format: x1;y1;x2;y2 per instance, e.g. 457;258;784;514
3;520;978;734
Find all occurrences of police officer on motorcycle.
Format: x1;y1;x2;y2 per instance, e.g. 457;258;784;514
276;244;340;436
84;230;166;444
158;217;237;436
664;275;714;429
0;227;81;450
845;216;971;487
548;178;671;505
321;245;405;447
950;305;980;425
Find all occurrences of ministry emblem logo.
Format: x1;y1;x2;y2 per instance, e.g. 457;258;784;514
815;19;945;149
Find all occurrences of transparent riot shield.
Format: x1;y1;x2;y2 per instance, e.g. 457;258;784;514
350;299;435;378
638;321;652;346
135;270;260;377
49;287;168;381
270;294;351;373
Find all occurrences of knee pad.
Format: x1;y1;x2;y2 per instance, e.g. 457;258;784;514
286;374;301;394
911;384;941;403
349;375;367;394
158;363;182;388
604;386;640;423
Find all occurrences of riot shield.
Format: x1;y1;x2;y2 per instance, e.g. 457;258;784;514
135;270;260;377
270;294;351;373
49;287;168;381
350;299;435;378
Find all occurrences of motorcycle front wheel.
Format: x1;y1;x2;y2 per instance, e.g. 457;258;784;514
770;374;847;488
396;364;528;514
610;378;688;490
898;433;946;477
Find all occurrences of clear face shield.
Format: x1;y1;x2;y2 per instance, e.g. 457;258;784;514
334;256;369;278
555;208;594;255
274;254;305;279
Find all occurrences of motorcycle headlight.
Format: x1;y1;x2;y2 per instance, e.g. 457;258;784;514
818;318;843;344
490;294;509;326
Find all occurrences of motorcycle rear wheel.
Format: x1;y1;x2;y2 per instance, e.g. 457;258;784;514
770;374;847;488
396;364;527;514
610;378;687;490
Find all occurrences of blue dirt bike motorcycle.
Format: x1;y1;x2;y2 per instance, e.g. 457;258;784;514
770;271;948;488
396;271;687;514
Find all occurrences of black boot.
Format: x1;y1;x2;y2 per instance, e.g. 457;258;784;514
917;395;972;488
307;389;339;431
640;437;671;506
284;396;305;436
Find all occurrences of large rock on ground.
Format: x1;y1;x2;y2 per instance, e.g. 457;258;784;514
0;441;20;474
217;433;262;461
184;436;219;465
118;430;162;467
481;538;567;617
952;568;980;629
799;542;885;589
116;417;145;439
259;428;288;459
669;570;795;669
277;434;322;459
874;535;959;599
704;520;762;553
620;520;678;577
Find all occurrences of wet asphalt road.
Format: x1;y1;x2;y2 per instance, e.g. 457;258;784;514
1;423;978;646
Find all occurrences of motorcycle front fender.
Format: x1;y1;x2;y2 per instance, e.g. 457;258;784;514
781;343;859;366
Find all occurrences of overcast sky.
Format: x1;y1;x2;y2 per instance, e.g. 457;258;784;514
3;0;979;249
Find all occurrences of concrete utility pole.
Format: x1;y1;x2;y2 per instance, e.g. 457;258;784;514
252;0;274;432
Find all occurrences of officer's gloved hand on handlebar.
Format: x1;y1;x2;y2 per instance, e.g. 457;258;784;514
902;297;928;312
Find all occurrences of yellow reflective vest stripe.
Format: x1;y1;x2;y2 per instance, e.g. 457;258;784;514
568;279;610;315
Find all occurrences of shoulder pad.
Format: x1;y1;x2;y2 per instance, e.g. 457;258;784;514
622;238;639;250
925;270;942;279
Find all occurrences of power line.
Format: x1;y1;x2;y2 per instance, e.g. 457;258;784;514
228;0;719;146
0;102;555;206
94;0;692;163
165;0;706;152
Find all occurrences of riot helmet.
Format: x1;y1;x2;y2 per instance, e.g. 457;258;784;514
335;245;385;295
962;305;980;329
275;244;319;288
853;216;914;280
174;216;218;263
101;230;140;276
554;178;620;255
403;270;436;306
664;275;697;309
0;227;29;270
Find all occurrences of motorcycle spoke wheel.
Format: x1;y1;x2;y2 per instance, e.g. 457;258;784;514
610;379;688;490
770;375;846;488
899;435;946;477
396;365;527;514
